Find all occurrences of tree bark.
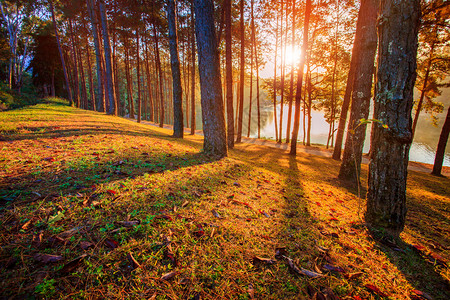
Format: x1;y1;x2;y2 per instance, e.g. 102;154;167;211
432;105;450;176
167;0;184;138
86;41;96;111
286;0;296;143
191;0;197;135
290;0;311;155
68;19;80;107
136;31;142;123
273;12;279;142
194;0;227;157
278;0;286;143
366;0;420;235
236;0;245;143
144;36;154;122
99;0;116;115
247;0;255;138
339;0;378;182
86;0;104;112
49;0;72;105
153;23;165;127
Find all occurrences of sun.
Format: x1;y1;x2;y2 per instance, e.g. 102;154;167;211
284;45;301;65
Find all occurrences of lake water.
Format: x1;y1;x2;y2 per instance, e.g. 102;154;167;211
240;104;450;167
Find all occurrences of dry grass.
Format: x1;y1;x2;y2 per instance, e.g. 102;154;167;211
0;100;449;299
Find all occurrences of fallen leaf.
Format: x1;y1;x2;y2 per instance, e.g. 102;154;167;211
48;211;64;224
344;272;364;280
211;209;221;218
248;284;255;299
107;190;117;195
60;254;87;274
21;218;34;230
80;241;94;250
161;271;177;280
322;264;345;273
283;256;322;278
43;157;55;162
105;238;119;249
233;182;241;187
34;253;63;263
118;220;140;227
411;289;432;300
253;256;276;265
128;252;141;269
259;209;270;218
365;284;389;297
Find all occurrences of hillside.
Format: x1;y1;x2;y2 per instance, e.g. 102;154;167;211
0;100;449;299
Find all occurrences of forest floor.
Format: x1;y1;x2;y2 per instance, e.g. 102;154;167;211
0;99;449;299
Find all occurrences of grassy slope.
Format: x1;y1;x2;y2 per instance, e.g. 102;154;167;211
0;101;449;299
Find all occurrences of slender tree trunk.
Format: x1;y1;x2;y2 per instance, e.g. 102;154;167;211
124;37;134;118
167;0;184;138
153;24;165;127
328;2;339;149
278;0;285;143
99;0;116;115
307;70;313;145
432;105;450;176
339;0;378;182
247;0;255;138
286;0;296;143
366;0;420;236
236;0;245;143
191;0;197;135
412;33;437;139
290;0;311;155
144;36;154;122
256;43;261;139
77;45;88;109
86;41;96;111
49;0;72;105
194;0;227;157
136;31;142;123
86;0;104;112
332;2;367;160
68;19;80;107
273;12;279;142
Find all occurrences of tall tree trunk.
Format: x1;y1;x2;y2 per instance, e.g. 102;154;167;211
306;69;313;145
332;9;364;160
278;0;286;143
49;0;72;105
99;0;116;115
236;0;245;143
86;43;96;111
247;0;255;138
328;2;339;149
366;0;420;236
77;45;88;109
191;0;197;135
194;0;227;157
86;0;104;112
144;36;154;122
273;12;279;142
286;0;296;143
432;105;450;176
167;0;184;138
412;30;437;139
339;0;378;182
255;41;261;139
136;31;142;123
112;26;120;116
68;19;80;107
124;37;134;118
290;0;311;155
153;24;165;127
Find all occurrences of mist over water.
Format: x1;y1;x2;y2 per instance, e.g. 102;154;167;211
241;104;450;167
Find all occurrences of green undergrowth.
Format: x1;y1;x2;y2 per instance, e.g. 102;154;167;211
0;102;449;299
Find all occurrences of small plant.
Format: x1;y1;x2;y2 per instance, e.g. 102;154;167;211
35;278;56;297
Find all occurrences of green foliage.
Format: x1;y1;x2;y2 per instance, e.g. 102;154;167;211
34;278;56;297
0;80;40;110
